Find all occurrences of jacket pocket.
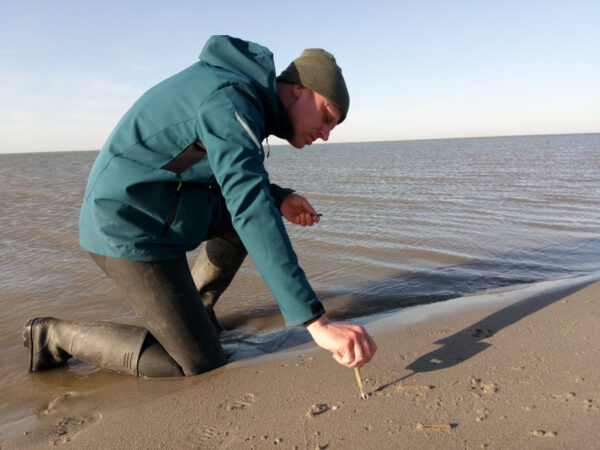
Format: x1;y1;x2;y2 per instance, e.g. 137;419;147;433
161;181;183;237
161;140;207;174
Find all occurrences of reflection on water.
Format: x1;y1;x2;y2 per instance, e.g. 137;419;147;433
1;133;599;424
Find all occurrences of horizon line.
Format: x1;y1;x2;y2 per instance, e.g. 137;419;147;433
1;131;598;155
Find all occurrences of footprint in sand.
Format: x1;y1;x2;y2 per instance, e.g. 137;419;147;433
470;378;499;394
475;407;490;422
304;430;328;450
226;393;255;411
306;403;329;418
551;392;577;402
471;328;494;338
584;399;598;411
43;391;79;415
189;425;234;449
49;412;102;445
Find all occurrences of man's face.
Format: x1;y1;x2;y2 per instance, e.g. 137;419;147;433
286;86;343;149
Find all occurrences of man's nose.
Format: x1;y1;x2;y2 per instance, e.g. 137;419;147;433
319;126;331;141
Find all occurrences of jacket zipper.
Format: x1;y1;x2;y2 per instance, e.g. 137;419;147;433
161;181;183;237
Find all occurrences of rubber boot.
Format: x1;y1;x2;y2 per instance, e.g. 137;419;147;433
23;317;147;375
89;253;226;376
191;230;247;333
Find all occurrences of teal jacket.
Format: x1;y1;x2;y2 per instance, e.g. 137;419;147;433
79;35;324;326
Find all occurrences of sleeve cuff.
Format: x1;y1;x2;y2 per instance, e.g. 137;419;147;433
270;183;295;210
283;300;325;327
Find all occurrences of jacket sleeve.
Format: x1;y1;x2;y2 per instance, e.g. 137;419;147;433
196;86;324;326
270;183;295;210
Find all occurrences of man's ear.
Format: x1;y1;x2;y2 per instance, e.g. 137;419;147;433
292;83;307;99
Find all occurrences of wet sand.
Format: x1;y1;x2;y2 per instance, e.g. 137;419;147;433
3;276;600;449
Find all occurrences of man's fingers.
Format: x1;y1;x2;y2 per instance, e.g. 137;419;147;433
333;347;356;367
332;352;345;365
349;327;377;367
296;213;317;226
281;194;321;227
361;333;377;356
307;319;377;368
361;334;377;366
300;197;318;215
351;334;376;367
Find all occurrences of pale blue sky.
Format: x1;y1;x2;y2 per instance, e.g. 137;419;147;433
1;0;598;153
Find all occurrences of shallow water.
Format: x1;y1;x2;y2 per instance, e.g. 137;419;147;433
1;133;599;425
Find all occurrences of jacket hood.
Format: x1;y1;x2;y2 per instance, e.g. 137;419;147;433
199;35;293;140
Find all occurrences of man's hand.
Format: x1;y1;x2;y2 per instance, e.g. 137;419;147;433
306;316;377;368
280;193;321;226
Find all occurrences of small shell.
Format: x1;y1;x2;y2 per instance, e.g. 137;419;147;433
417;423;453;431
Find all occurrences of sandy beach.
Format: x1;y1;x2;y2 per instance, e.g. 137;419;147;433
3;275;599;449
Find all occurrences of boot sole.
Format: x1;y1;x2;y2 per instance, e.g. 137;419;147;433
23;318;38;372
23;317;57;372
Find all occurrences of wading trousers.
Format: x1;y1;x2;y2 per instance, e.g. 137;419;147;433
24;229;247;378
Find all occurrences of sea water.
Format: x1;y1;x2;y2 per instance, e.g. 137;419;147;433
1;133;599;425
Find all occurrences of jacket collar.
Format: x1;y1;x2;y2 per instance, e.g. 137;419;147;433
266;97;294;140
200;35;293;141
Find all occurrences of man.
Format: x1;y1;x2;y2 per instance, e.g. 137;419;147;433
23;35;377;377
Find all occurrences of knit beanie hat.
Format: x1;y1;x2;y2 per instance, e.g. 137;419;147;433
277;48;349;123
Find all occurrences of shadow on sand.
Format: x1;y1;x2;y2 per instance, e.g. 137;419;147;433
374;274;596;391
